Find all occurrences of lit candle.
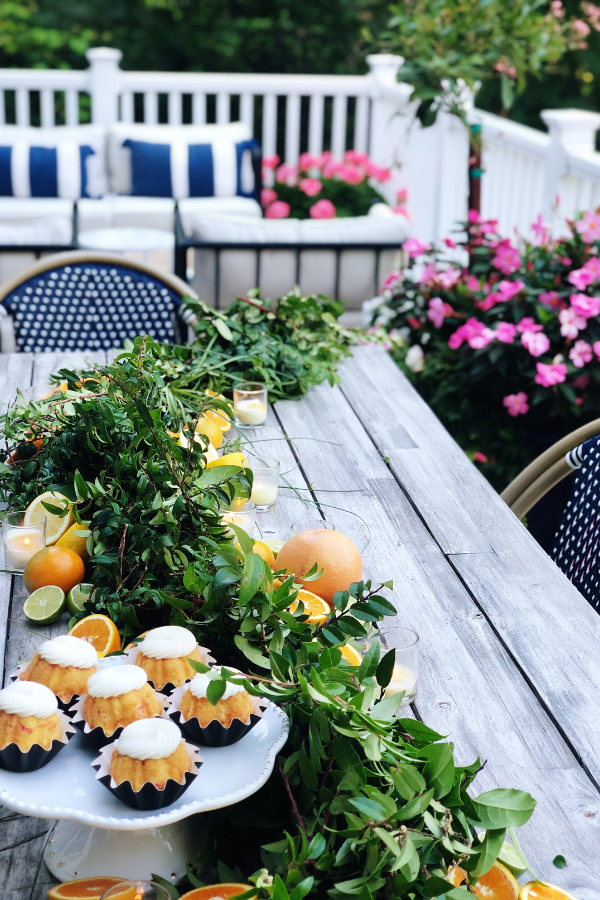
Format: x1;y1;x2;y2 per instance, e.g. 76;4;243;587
384;665;418;703
221;504;256;538
233;381;268;429
250;480;278;508
235;398;268;426
3;528;45;570
247;454;280;511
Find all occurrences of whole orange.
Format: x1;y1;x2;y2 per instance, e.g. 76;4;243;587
275;529;362;607
23;546;85;595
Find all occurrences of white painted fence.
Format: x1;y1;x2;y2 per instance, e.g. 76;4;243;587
2;48;600;243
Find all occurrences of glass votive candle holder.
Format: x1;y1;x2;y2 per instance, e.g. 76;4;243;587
2;511;46;572
220;500;257;538
100;881;171;900
248;454;280;511
233;381;268;428
291;518;336;535
383;627;419;706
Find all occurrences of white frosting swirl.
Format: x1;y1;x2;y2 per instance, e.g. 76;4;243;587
0;681;58;719
188;667;246;701
116;717;181;760
138;626;197;660
87;665;147;699
39;635;98;669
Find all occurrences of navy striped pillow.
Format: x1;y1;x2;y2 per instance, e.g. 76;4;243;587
0;144;94;198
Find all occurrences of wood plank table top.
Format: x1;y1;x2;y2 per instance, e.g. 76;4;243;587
1;345;599;899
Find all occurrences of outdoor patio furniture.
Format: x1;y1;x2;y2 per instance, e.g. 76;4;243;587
1;344;599;894
0;250;197;353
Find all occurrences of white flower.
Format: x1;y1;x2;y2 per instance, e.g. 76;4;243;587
375;306;396;327
362;295;384;327
405;345;425;372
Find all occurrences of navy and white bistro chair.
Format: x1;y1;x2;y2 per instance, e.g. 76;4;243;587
0;251;199;353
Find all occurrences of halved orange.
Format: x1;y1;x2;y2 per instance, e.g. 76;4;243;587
520;883;577;900
204;389;233;432
339;643;363;666
289;589;330;624
68;614;121;657
48;876;126;899
448;862;519;900
180;885;252;900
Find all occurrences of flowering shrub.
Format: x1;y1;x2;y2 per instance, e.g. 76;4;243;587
365;210;600;487
261;150;407;219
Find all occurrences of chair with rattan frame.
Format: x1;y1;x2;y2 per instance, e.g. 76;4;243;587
0;250;199;353
500;418;600;519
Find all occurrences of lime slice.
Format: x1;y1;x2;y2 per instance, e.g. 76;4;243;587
476;833;527;877
263;538;285;555
23;585;66;625
66;582;93;616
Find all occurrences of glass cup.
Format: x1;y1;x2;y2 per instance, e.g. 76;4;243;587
233;381;268;428
220;500;257;538
247;454;280;511
291;518;336;535
100;881;171;900
382;627;419;706
2;511;46;572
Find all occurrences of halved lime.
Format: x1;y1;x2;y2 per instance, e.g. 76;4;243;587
477;833;527;877
23;585;66;625
263;538;286;555
66;583;93;616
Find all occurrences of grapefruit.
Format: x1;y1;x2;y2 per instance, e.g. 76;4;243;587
275;529;362;606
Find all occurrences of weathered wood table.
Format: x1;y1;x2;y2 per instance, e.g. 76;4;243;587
1;345;600;899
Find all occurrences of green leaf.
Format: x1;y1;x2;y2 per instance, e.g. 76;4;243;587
239;551;264;604
307;833;326;860
349;797;386;820
396;788;435;821
421;742;455;799
376;648;395;687
471;828;506;878
272;875;290;900
553;855;567;868
206;678;227;705
185;657;211;675
392;764;426;801
214;317;233;341
472;789;537;829
135;398;156;429
289;878;314;900
234;634;271;669
358;642;380;681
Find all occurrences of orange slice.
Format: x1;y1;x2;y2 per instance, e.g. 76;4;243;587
340;643;362;665
520;884;578;900
289;589;330;624
48;876;126;899
68;614;121;657
180;885;252;900
448;862;519;900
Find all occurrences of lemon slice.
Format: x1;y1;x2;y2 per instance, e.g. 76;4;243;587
24;491;74;545
178;433;219;462
23;585;66;625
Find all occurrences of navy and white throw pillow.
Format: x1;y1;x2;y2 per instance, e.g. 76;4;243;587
0;143;95;198
123;138;258;199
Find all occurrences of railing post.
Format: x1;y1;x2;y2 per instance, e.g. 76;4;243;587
366;54;406;168
85;47;123;127
540;108;600;223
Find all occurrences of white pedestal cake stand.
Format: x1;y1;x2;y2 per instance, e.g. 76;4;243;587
0;701;288;884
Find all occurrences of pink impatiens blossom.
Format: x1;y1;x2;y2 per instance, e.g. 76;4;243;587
299;178;323;197
275;163;298;184
559;306;587;338
262;154;280;169
396;187;408;204
418;262;437;284
383;272;402;290
321;158;342;178
573;18;591;35
583;255;600;280
298;152;321;171
569;340;593;367
521;330;551;357
495;322;517;343
437;267;461;289
477;278;527;307
593;340;600;359
516;317;543;334
344;150;369;166
570;293;600;318
568;267;594;290
474;452;489;463
338;165;365;185
364;161;392;182
503;392;529;417
261;188;277;208
448;318;495;350
535;362;568;386
309;198;336;219
265;200;291;219
492;243;522;274
539;290;561;309
403;237;431;258
572;375;591;390
575;209;600;242
427;297;453;328
468;210;481;223
466;275;480;291
531;213;551;244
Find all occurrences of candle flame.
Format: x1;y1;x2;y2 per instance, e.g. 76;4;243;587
24;538;30;546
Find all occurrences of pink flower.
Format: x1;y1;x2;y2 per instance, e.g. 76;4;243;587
561;257;572;266
576;209;600;243
393;204;410;218
574;18;591;35
444;237;457;249
466;275;480;291
418;262;437;284
427;297;453;328
298;152;321;172
364;161;392;182
403;237;431;258
503;392;529;417
516;317;543;334
344;150;370;166
396;188;408;204
383;272;402;290
498;279;525;300
321;158;342;178
265;200;291;219
539;290;561;309
474;452;488;463
261;188;278;208
570;293;600;318
476;292;501;311
438;267;461;289
584;256;600;280
535;362;568;386
521;330;551;357
568;268;594;290
338;165;365;185
480;220;499;234
593;340;600;359
262;154;280;169
559;305;587;338
570;340;593;367
275;163;298;184
572;375;591;390
299;178;323;197
531;213;551;244
492;243;522;274
449;318;495;350
309;198;336;219
496;322;517;343
468;209;481;223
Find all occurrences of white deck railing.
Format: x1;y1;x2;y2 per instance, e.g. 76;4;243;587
1;48;600;243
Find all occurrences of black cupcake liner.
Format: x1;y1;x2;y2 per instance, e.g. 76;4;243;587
123;644;215;696
70;690;169;751
92;738;203;811
10;663;83;713
166;683;267;747
0;709;75;772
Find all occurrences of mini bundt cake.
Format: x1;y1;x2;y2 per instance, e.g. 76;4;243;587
135;626;204;690
180;669;254;727
20;634;97;703
110;718;192;791
0;681;61;752
83;665;163;737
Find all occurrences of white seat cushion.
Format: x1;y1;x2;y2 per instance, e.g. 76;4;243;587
77;195;261;233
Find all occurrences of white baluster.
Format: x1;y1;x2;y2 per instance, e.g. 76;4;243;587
216;92;229;124
85;47;122;127
192;93;206;125
285;94;301;165
0;89;5;126
240;93;254;135
263;94;277;159
40;88;54;127
331;94;347;160
354;95;369;153
145;91;158;125
308;94;324;157
169;91;182;125
121;91;134;124
16;88;29;126
65;89;79;126
541;108;600;224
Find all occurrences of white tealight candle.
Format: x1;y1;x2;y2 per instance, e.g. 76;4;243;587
3;528;45;570
250;480;278;508
384;664;417;702
221;510;255;538
235;398;268;426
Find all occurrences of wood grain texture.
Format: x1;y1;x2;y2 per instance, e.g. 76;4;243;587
274;379;600;894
